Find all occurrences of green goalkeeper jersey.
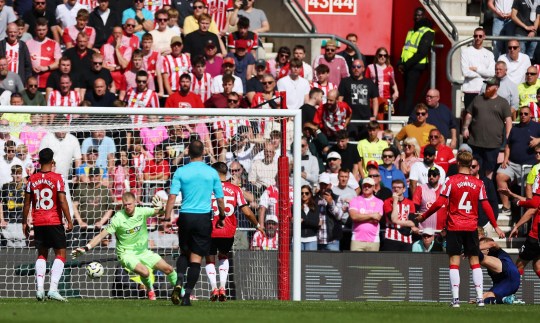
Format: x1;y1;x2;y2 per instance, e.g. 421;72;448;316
106;207;154;254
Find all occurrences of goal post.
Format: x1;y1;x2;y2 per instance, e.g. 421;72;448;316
0;105;302;301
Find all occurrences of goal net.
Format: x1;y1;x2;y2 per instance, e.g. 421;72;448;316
0;106;301;301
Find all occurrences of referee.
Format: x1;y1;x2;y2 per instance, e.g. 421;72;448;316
166;140;225;306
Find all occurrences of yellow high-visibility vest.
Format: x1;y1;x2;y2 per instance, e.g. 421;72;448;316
401;26;434;64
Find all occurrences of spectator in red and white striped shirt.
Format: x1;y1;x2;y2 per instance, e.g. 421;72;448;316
381;179;419;251
144;0;171;14
27;18;62;90
140;33;164;95
101;26;133;90
313;89;352;139
203;0;233;36
213;91;251;147
189;56;213;103
227;15;258;56
124;49;155;91
251;215;278;250
47;74;81;107
62;9;96;49
311;64;337;104
124;70;160;124
162;36;191;95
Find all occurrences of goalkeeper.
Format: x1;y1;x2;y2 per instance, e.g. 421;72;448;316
72;192;177;301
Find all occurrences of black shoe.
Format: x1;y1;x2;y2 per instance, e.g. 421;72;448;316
181;296;192;306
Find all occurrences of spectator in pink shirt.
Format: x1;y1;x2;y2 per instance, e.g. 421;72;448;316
19;114;47;159
140;115;169;158
348;177;384;251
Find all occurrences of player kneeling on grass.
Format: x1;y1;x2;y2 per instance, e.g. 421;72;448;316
72;192;177;300
205;162;264;302
477;237;521;304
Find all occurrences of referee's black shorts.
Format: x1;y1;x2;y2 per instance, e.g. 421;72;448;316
177;212;213;256
446;230;479;256
34;225;67;250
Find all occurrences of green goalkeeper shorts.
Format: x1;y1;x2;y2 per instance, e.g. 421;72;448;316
118;250;162;272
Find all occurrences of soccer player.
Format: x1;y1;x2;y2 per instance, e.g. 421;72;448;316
205;162;263;302
478;237;521;304
498;175;540;285
22;148;73;302
417;151;505;308
165;140;225;306
72;192;177;301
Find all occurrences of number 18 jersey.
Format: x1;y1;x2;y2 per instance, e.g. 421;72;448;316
439;173;487;231
25;171;66;227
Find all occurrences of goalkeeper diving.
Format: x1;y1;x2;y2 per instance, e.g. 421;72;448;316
72;192;176;300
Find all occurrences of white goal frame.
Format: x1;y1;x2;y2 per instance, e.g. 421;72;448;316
0;105;303;301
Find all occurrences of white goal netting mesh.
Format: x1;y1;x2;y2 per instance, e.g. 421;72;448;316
0;110;297;300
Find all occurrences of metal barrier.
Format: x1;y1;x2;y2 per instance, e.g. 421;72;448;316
258;32;363;64
446;35;540;86
423;0;459;41
285;0;317;33
345;119;407;145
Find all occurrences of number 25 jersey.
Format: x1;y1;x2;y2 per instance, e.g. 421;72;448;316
25;171;66;227
440;173;487;231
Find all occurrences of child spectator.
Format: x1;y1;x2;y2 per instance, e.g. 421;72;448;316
143;144;170;180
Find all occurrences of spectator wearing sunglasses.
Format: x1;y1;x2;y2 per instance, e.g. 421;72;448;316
408;88;458;149
396;103;436;146
496;105;540;217
312;39;349;87
460;27;495;110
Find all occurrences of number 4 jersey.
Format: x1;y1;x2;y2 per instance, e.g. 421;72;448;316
25;171;66;227
211;181;247;238
440;173;487;231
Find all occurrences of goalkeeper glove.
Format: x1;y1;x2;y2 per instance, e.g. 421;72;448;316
71;244;91;258
152;195;165;212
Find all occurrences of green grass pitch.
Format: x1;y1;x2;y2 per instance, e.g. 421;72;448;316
0;299;536;323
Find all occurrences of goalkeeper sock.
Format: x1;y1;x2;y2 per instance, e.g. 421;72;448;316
218;257;229;289
49;256;65;292
140;275;154;291
176;254;189;286
471;265;483;299
449;265;460;299
167;270;178;286
184;262;201;295
205;262;217;290
35;256;47;291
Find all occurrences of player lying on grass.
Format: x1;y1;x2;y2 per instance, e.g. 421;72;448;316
477;237;521;304
72;192;177;300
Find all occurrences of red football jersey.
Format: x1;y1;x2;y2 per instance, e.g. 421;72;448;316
25;171;66;227
211;181;247;238
383;197;415;244
439;174;487;231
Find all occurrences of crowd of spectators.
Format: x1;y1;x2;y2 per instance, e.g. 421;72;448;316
2;0;540;253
